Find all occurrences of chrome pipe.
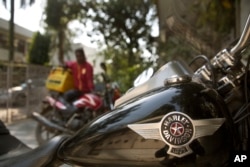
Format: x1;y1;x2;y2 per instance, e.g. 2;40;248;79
230;14;250;55
32;112;74;135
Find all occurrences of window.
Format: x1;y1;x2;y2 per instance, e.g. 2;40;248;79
0;33;8;49
17;39;25;53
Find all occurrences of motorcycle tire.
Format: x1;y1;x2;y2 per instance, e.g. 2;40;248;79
35;105;60;145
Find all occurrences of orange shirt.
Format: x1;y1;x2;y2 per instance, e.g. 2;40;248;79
66;61;94;93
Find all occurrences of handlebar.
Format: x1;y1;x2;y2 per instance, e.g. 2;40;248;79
230;14;250;55
194;14;250;88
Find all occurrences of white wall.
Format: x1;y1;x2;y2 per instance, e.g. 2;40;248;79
0;18;33;63
0;49;26;62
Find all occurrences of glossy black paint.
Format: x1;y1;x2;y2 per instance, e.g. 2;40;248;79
58;81;232;165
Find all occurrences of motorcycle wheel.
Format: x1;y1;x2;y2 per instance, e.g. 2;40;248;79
35;106;61;145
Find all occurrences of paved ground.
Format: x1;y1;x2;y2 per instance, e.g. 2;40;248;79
7;118;38;148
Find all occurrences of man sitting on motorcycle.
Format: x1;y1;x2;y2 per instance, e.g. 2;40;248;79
63;48;94;103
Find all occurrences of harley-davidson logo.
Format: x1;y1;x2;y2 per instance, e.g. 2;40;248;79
127;111;225;158
161;113;194;146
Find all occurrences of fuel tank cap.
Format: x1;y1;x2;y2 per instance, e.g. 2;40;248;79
164;75;192;85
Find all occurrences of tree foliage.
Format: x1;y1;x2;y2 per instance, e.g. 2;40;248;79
42;0;235;91
100;47;153;91
44;0;84;64
192;0;235;50
83;0;157;91
28;32;50;65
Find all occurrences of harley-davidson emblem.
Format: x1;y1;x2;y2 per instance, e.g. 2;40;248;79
161;113;194;146
128;111;225;158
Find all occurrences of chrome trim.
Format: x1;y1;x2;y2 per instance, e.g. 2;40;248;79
230;14;250;56
165;75;191;85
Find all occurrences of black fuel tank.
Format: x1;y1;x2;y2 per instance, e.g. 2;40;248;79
58;82;233;166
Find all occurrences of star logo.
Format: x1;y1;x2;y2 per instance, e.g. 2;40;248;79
160;112;194;146
170;122;184;136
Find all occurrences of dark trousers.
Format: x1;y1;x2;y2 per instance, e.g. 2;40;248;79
63;89;82;103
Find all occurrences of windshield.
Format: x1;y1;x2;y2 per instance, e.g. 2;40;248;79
115;60;193;107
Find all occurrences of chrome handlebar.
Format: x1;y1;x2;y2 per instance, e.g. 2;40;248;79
230;14;250;56
194;14;250;96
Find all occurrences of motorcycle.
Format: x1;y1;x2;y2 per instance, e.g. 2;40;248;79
1;14;250;167
32;66;121;145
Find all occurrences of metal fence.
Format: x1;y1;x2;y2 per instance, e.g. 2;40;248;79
0;62;51;123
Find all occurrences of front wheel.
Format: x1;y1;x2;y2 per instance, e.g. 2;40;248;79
35;106;61;145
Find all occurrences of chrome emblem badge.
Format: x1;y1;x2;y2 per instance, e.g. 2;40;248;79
161;113;194;147
128;111;225;157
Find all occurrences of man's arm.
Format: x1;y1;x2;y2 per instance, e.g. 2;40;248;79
64;61;74;68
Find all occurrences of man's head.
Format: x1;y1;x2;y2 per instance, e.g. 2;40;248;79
75;48;86;64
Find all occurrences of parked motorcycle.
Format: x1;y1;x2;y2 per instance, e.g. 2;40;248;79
32;66;120;145
1;14;250;167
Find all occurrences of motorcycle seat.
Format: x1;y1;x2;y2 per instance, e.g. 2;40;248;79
0;134;31;160
0;135;68;167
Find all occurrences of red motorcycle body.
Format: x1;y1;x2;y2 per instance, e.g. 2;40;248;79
45;93;103;112
72;93;103;110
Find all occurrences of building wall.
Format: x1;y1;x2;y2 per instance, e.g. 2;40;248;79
157;0;250;41
239;0;250;32
0;18;33;63
0;18;103;74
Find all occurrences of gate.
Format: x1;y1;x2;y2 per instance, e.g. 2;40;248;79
0;62;50;123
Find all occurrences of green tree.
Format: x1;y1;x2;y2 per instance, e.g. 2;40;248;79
84;0;157;90
28;32;51;65
44;0;84;64
100;47;153;91
192;0;235;51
